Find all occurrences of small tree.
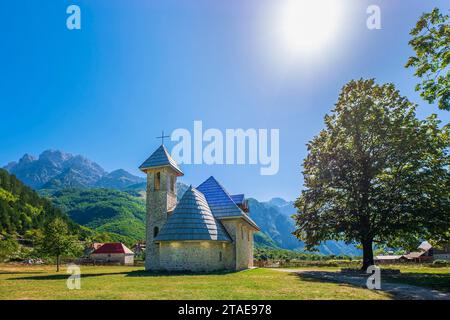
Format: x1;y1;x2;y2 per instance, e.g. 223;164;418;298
294;79;449;270
406;8;450;111
38;218;81;272
0;235;19;262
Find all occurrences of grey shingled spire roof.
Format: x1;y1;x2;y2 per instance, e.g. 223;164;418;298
154;186;232;242
139;145;183;175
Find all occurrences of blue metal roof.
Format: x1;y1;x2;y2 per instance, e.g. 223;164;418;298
197;176;243;218
155;186;232;242
230;194;245;205
139;145;183;175
197;176;259;230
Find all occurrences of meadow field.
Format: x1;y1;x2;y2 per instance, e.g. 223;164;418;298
0;264;389;300
1;264;448;300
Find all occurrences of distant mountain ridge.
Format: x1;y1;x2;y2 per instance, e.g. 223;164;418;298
4;150;144;190
249;198;362;256
95;169;145;190
266;197;296;217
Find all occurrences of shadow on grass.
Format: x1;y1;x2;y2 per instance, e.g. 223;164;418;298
7;269;237;281
7;272;130;281
125;269;236;277
0;271;45;275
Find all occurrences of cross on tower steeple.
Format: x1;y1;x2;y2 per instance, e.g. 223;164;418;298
156;131;170;145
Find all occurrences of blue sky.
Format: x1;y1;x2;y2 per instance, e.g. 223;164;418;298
0;0;449;201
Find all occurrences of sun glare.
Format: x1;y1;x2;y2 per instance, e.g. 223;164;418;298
276;0;342;58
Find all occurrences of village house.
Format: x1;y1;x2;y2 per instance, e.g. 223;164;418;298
90;242;135;265
374;255;406;264
402;241;433;263
374;241;449;263
139;144;260;272
433;243;450;260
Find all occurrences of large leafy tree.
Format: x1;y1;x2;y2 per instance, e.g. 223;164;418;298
406;8;450;111
37;218;82;272
294;79;449;270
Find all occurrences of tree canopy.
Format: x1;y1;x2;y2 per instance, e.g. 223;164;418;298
406;8;450;111
0;169;68;235
294;79;450;270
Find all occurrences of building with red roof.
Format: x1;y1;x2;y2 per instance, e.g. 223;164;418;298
90;242;134;265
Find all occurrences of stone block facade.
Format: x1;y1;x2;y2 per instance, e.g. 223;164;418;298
221;219;255;270
90;253;134;265
158;241;233;271
145;167;178;270
151;218;256;272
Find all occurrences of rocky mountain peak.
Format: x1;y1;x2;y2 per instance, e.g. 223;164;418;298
18;153;36;165
39;150;73;166
268;197;289;207
3;149;143;191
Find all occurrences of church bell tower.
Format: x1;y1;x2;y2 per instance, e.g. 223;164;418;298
139;144;183;270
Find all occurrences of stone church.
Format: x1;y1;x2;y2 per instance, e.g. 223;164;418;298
139;144;260;271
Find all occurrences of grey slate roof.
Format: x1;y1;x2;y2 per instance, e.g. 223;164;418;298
139;145;183;175
154;186;232;242
197;176;259;230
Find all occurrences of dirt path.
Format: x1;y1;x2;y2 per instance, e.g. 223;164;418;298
274;269;450;300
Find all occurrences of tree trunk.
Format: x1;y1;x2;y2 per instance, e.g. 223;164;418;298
56;255;60;272
361;239;374;271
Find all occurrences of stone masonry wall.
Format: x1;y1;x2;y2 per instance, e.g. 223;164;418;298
158;241;233;272
221;219;255;270
90;253;133;265
145;167;178;270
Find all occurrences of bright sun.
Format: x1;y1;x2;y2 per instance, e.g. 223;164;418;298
276;0;342;58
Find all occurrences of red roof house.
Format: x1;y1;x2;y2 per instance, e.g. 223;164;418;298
90;242;134;265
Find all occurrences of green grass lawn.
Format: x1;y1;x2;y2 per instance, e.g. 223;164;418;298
0;264;391;300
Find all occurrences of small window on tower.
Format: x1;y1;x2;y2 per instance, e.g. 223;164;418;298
154;172;161;190
153;227;159;238
170;175;175;192
219;251;222;262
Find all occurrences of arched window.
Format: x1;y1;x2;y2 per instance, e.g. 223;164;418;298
153;226;159;238
154;172;161;190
